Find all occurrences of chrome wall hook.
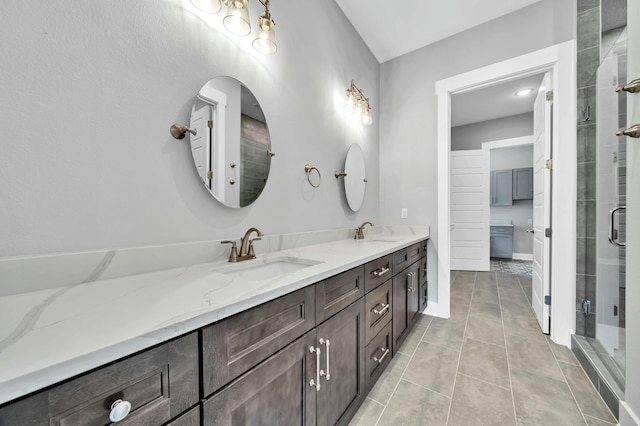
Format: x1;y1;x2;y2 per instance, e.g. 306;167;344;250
170;124;197;140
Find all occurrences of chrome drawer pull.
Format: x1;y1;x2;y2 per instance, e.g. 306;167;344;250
373;303;390;315
319;338;331;381
309;346;321;391
372;347;390;363
372;266;390;277
109;399;132;423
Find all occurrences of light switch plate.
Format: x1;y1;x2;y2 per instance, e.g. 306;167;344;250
401;208;408;219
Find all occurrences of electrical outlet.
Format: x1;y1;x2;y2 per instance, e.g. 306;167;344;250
401;208;408;219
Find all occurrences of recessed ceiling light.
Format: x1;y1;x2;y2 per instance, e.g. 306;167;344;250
515;88;534;97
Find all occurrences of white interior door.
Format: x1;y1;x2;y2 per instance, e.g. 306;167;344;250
190;103;212;189
532;72;552;334
450;150;490;271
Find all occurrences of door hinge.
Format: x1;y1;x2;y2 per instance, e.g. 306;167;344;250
545;228;552;238
546;159;553;169
581;300;591;315
207;120;213;128
546;91;553;101
207;170;213;180
544;295;551;306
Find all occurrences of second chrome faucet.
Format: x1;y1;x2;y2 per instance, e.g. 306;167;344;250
221;227;264;262
354;222;373;240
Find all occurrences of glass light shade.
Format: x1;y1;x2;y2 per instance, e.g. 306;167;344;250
363;108;372;125
344;92;356;113
223;5;251;36
190;0;222;13
253;27;277;54
352;99;363;121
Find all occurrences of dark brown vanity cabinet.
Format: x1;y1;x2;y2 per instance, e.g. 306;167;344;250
315;266;364;324
0;333;199;426
392;260;421;354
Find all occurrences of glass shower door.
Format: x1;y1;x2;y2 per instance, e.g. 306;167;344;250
596;27;627;380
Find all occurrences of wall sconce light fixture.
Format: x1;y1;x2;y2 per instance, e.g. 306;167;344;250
190;0;277;54
344;80;372;125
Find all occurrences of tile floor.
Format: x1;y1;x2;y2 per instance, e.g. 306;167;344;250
350;270;618;426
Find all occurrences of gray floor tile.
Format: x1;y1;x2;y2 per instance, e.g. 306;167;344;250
458;339;510;388
450;301;470;318
448;373;516;426
453;271;476;285
500;297;534;318
511;368;586;426
559;361;617;424
403;341;459;396
414;312;434;329
547;336;579;365
502;315;542;338
422;316;466;350
348;397;384;426
473;287;500;304
376;380;450;426
470;299;502;321
584;414;617;425
451;286;473;306
465;313;505;346
398;325;427;355
506;334;565;381
368;352;411;404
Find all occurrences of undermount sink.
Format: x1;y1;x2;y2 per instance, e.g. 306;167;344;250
213;256;321;281
365;238;401;243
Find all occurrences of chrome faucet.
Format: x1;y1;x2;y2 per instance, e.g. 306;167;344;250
354;222;374;240
222;227;264;262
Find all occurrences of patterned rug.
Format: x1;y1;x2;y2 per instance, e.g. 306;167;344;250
490;258;533;277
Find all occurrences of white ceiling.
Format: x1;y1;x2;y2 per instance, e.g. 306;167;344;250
451;73;545;127
335;0;544;63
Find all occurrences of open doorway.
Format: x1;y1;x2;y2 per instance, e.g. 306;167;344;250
435;41;576;346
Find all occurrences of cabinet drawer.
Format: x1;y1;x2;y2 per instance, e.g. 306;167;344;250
315;266;364;324
490;226;513;234
202;286;316;397
365;322;393;394
365;279;392;344
364;255;392;293
0;333;199;426
392;243;422;274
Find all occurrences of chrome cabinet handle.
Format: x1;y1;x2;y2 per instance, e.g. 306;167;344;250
616;124;640;138
609;207;626;247
616;78;640;93
309;346;321;391
407;272;413;292
109;399;132;423
319;338;330;381
373;266;390;277
373;303;390;315
372;347;390;363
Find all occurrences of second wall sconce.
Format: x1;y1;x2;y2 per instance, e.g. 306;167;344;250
344;80;372;126
190;0;277;55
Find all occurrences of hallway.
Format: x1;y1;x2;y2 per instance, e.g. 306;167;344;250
350;270;617;425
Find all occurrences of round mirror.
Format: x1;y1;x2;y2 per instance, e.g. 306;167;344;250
344;144;367;211
189;76;272;208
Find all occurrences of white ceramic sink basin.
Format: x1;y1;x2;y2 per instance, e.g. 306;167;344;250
365;238;401;243
213;256;321;281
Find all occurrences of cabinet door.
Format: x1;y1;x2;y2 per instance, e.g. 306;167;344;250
365;279;392;344
316;266;364;324
490;169;513;206
202;331;318;426
512;167;534;200
490;234;513;259
315;299;366;426
364;255;392;293
406;262;421;327
392;243;422;275
365;321;393;394
202;286;316;396
419;255;428;312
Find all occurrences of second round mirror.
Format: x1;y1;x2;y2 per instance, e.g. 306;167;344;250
343;144;367;211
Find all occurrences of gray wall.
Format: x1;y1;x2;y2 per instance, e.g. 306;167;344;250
0;1;380;257
451;113;534;151
490;146;534;256
379;0;574;299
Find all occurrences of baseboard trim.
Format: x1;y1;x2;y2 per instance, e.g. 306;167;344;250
621;401;640;426
424;301;448;319
512;253;533;261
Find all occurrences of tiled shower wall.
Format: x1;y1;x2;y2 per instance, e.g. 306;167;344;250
576;0;600;337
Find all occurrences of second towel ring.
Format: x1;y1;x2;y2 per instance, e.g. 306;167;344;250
304;164;322;188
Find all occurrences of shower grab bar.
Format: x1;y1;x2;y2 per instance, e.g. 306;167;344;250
609;206;626;247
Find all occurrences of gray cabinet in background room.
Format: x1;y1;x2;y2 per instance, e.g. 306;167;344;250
512;167;533;200
490;169;513;206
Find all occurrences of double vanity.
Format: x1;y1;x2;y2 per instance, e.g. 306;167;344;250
0;226;430;425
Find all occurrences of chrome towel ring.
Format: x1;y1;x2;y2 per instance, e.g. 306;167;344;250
304;164;322;188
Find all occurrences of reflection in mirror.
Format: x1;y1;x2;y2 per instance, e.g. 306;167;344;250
343;144;367;211
190;76;271;208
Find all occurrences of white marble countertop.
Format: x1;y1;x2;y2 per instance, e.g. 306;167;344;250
0;226;429;405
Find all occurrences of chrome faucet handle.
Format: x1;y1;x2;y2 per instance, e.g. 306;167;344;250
248;237;262;257
221;240;238;262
